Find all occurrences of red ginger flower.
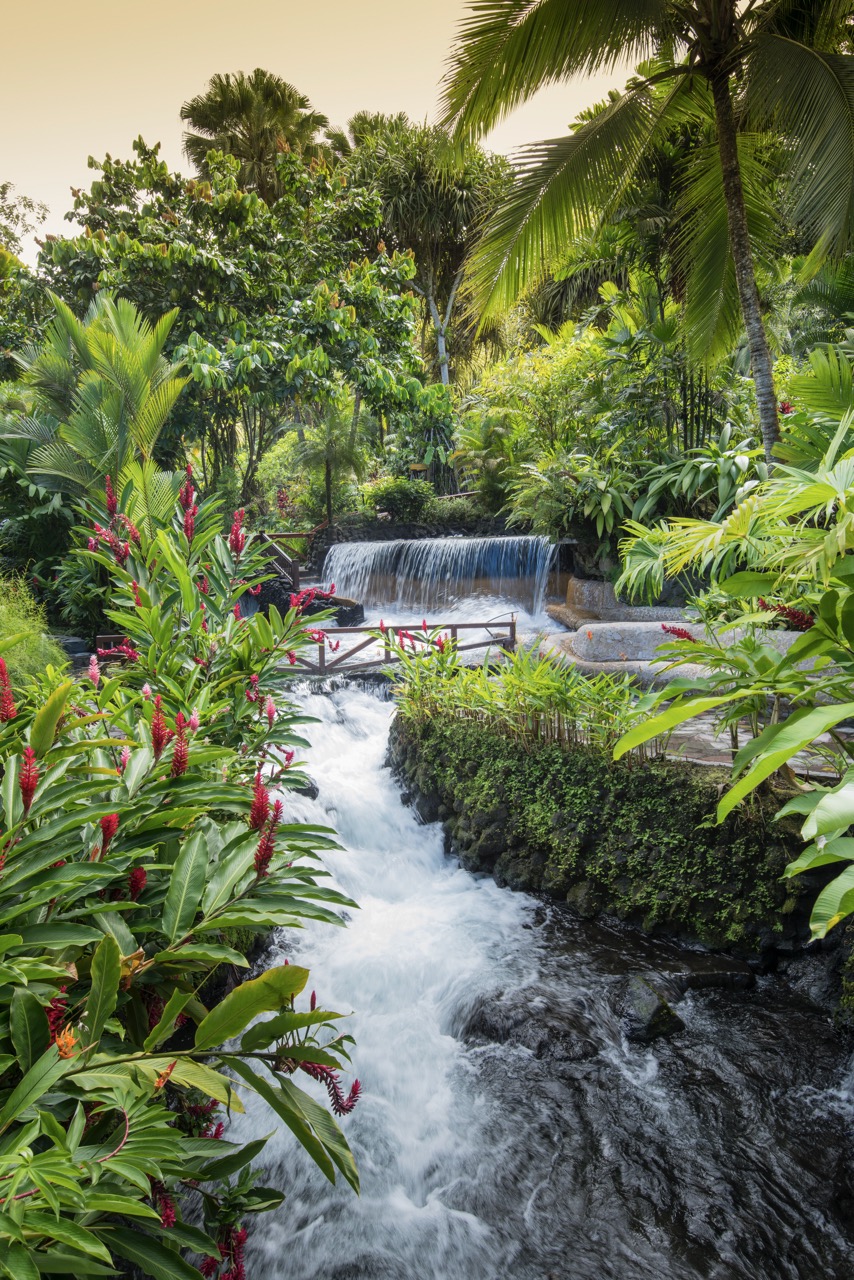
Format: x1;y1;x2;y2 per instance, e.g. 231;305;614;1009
183;503;198;543
105;474;117;519
19;747;39;814
151;695;170;760
46;987;67;1043
229;509;246;557
171;713;189;777
128;866;147;900
88;654;101;686
100;813;119;855
254;799;282;877
249;772;271;831
265;695;276;728
661;624;697;643
758;598;815;632
299;1061;361;1115
0;658;16;722
118;514;140;545
130;580;142;607
179;467;195;511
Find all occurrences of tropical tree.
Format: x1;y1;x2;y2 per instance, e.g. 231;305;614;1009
441;0;854;464
344;119;509;384
2;292;187;531
292;398;368;524
181;69;330;201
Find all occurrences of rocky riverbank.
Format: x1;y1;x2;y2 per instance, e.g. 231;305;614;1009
387;713;847;971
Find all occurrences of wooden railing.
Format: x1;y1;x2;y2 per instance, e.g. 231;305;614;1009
257;521;329;592
289;618;517;675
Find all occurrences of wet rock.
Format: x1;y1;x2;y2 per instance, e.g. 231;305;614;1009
292;776;320;801
619;975;684;1043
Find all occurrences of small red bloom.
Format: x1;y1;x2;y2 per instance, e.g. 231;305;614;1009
661;624;697;643
0;658;16;722
105;474;117;519
254;799;283;878
229;509;246;557
171;713;189;777
151;695;170;760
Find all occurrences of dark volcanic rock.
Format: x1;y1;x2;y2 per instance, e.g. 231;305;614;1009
619;975;685;1043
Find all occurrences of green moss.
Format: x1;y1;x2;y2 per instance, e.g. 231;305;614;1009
392;717;803;951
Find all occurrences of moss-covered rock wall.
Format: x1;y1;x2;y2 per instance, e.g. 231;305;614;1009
389;715;813;957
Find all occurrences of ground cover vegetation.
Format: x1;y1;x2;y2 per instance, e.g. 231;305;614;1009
3;2;854;1264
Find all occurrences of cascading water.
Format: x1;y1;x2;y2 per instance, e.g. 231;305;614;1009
322;535;553;622
233;684;854;1280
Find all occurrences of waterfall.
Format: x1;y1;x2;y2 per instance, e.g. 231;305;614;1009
322;535;553;617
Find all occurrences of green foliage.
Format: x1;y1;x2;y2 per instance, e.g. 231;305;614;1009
392;716;795;948
508;449;637;540
0;578;64;684
360;476;433;521
391;637;658;757
0;481;361;1276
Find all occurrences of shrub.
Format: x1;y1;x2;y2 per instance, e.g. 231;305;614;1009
0;575;64;683
361;475;434;521
422;494;485;528
0;477;361;1277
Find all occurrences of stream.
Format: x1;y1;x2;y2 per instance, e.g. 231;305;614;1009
233;683;854;1280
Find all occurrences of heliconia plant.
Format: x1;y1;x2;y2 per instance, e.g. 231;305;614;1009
0;480;360;1278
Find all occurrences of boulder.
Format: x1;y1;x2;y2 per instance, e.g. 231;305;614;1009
619;975;685;1043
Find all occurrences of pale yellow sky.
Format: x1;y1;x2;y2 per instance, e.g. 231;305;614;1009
3;0;629;258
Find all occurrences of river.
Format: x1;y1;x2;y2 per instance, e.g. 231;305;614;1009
232;682;854;1280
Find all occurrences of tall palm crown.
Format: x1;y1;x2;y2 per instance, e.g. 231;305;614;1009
182;69;330;203
441;0;854;462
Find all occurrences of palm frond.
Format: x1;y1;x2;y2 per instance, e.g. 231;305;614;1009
745;34;854;262
465;80;686;318
440;0;678;140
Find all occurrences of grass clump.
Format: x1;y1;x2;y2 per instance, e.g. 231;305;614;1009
0;576;65;685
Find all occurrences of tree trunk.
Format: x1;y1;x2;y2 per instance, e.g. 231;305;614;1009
325;459;333;526
349;391;362;450
710;69;779;465
427;294;450;386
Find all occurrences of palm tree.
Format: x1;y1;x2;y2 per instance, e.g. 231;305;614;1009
440;1;854;464
181;69;330;203
3;293;187;533
344;119;509;384
292;399;366;525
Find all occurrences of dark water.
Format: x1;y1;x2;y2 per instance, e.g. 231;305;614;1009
234;687;854;1280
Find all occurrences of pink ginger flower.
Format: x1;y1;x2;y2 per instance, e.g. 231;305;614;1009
661;625;697;644
130;580;142;607
88;654;101;687
119;745;131;773
142;683;152;700
265;695;276;728
189;708;200;732
105;474;117;519
184;504;198;543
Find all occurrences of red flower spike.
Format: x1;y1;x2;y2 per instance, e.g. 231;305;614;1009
105;474;117;519
661;624;697;643
128;866;147;900
99;812;119;855
171;714;189;777
0;658;16;722
229;509;246;557
151;695;169;760
19;747;39;814
248;773;271;831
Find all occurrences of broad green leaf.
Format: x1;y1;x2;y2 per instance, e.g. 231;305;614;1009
83;935;122;1051
24;1213;112;1264
0;1047;68;1134
808;864;854;938
0;1244;39;1280
802;779;854;840
153;943;249;968
192;1134;270;1182
10;990;49;1072
167;1059;245;1111
29;681;74;757
718;571;781;597
161;829;208;943
227;1059;336;1184
194;964;309;1050
613;693;746;760
31;1255;117;1276
108;1231;204;1280
785;837;854;878
15;924;104;948
143;990;192;1052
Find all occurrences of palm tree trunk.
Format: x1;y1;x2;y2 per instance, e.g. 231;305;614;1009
710;69;779;465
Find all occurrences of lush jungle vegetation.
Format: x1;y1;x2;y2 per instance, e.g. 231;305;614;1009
4;1;854;1273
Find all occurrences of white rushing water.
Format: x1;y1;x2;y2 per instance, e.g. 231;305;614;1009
232;684;854;1280
233;686;541;1278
